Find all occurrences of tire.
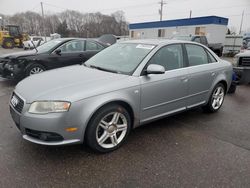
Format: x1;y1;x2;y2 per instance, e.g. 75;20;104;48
3;38;15;49
203;83;225;113
85;104;131;153
25;63;46;77
228;83;237;94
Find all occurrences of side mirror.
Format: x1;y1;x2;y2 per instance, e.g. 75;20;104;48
146;64;165;74
55;49;61;55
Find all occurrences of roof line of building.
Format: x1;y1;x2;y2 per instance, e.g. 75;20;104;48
129;16;228;30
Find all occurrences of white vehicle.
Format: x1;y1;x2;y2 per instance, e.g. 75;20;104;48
23;36;46;50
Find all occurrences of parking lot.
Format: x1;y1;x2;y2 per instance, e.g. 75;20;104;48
1;47;250;187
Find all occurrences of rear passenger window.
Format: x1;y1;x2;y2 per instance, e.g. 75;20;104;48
148;44;183;71
86;41;104;51
186;44;209;66
207;50;217;63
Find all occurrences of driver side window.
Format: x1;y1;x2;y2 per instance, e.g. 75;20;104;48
58;40;84;53
148;44;184;71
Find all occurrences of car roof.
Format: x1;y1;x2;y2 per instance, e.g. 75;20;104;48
119;39;197;46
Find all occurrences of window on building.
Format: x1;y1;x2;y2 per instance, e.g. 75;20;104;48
158;29;165;37
195;27;206;35
131;31;134;38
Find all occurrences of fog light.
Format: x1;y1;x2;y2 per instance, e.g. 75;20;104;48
65;127;78;132
40;133;48;141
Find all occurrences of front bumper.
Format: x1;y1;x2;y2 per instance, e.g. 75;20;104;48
0;63;3;75
1;64;24;80
9;94;83;146
233;67;250;84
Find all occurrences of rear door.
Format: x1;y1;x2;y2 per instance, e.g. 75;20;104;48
140;44;189;123
184;43;217;108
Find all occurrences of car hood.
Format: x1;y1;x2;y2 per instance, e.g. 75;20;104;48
0;50;38;59
236;50;250;57
15;65;138;103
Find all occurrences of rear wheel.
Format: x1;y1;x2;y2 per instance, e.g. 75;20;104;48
203;83;225;113
25;63;46;77
3;38;15;49
85;104;131;153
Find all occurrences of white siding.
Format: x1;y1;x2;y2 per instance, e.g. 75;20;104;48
130;24;227;44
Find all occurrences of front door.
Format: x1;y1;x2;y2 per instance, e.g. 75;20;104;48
140;44;189;123
49;40;85;68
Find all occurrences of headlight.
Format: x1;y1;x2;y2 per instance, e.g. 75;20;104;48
6;64;14;70
18;59;25;64
28;101;71;114
233;56;239;66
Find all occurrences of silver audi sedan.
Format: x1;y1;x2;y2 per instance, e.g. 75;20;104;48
10;39;232;152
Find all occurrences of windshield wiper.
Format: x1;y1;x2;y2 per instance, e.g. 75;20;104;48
31;40;38;53
88;65;119;74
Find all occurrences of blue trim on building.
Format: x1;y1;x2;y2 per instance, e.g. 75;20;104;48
129;16;228;30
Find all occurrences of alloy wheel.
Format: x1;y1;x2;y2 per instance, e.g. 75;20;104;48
29;67;44;75
211;86;224;110
96;112;128;149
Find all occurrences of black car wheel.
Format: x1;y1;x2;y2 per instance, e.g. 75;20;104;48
26;64;46;77
203;83;225;113
85;104;131;153
3;38;15;49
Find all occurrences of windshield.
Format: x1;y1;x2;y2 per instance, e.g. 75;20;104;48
172;36;192;41
36;39;65;53
85;43;156;75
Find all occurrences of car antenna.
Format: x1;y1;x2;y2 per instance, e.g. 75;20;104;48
31;40;38;53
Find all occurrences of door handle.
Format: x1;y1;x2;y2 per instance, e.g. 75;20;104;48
181;77;188;82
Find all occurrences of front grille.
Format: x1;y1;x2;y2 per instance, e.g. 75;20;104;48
25;128;64;142
10;92;24;113
239;57;250;67
0;59;11;64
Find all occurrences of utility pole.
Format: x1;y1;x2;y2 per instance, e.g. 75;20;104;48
239;10;244;35
189;10;192;18
40;2;47;41
158;0;166;21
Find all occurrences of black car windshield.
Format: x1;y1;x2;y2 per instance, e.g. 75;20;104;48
85;43;156;75
36;39;65;53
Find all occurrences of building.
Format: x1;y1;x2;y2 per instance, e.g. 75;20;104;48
129;16;228;44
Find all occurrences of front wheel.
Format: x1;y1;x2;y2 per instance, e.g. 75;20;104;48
203;83;225;113
25;63;46;77
85;104;131;153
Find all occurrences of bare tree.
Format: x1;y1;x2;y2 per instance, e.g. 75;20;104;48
2;10;129;37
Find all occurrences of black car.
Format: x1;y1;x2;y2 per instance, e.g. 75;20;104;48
0;38;108;80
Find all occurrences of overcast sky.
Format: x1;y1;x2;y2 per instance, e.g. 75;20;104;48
0;0;250;33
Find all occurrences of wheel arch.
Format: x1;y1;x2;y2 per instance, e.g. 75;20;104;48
218;80;228;92
87;100;135;128
24;60;48;72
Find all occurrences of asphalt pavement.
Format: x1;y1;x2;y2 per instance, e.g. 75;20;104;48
0;48;250;188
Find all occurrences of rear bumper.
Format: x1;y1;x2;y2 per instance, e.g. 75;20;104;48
233;67;250;84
